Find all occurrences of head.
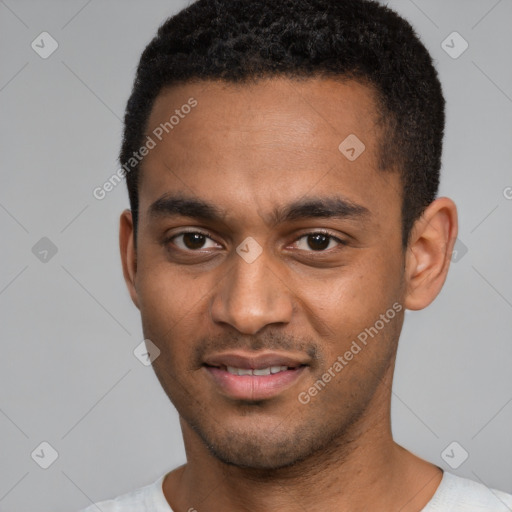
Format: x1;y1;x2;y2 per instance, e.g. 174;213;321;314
119;0;457;470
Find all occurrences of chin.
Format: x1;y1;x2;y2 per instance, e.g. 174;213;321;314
189;418;339;471
207;438;308;470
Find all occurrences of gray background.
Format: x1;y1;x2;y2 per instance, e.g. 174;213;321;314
0;1;511;511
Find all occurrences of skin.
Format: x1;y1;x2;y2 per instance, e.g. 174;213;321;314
120;77;458;512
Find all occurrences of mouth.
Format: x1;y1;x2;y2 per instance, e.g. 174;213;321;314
217;364;296;376
203;351;309;401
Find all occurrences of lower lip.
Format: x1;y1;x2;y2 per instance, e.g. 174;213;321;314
204;366;307;401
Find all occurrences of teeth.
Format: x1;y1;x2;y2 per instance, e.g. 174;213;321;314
225;365;290;376
253;367;271;376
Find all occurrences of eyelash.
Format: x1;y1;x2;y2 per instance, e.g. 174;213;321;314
164;229;347;254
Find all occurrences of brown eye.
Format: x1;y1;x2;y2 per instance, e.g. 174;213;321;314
182;233;207;249
307;233;330;251
294;232;345;252
171;232;220;251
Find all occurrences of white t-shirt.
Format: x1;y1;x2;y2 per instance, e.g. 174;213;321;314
78;471;512;511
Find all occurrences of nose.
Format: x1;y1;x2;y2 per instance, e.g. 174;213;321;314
210;245;294;335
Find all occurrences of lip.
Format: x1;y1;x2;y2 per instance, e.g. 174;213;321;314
203;350;309;370
203;351;309;401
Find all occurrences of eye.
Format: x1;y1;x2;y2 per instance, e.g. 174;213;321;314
170;231;221;251
293;231;346;252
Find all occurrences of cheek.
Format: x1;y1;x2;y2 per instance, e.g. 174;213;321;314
137;255;205;315
294;253;403;345
135;260;216;360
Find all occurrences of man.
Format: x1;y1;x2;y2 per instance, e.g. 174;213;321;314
81;0;512;510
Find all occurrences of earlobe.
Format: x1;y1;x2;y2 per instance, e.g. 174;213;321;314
404;197;458;311
119;209;140;310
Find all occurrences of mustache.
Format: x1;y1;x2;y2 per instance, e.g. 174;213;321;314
193;331;320;366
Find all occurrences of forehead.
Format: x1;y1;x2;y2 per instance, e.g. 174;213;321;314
146;77;380;151
138;77;399;224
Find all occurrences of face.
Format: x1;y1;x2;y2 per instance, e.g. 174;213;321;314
123;77;409;470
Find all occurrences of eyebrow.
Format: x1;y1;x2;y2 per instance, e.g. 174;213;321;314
148;193;370;226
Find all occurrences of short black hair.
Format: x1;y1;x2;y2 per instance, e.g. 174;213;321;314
120;0;445;247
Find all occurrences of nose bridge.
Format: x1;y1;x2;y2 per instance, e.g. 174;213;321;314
210;245;293;334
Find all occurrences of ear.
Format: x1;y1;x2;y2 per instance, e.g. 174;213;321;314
119;209;140;310
404;197;458;310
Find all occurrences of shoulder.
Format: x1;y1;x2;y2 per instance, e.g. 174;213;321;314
76;473;172;512
424;471;512;511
